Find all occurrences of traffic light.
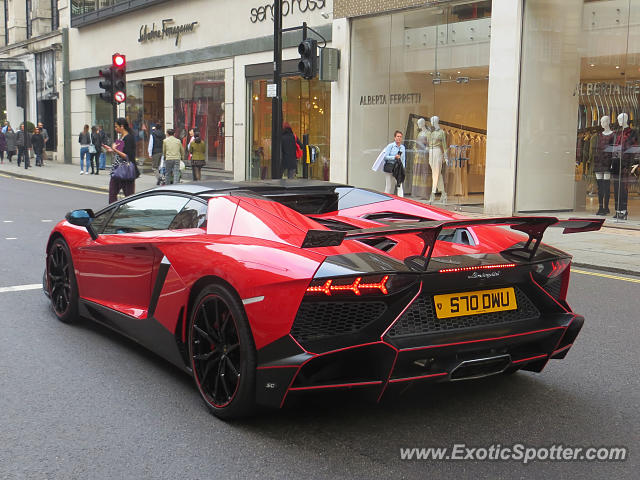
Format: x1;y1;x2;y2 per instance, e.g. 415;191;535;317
98;66;114;103
16;71;27;108
112;53;126;104
297;39;318;80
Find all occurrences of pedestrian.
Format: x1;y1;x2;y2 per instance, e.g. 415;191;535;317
16;123;31;169
97;125;110;170
189;132;206;181
162;128;184;184
381;130;406;197
87;126;101;174
148;122;165;185
5;126;16;162
38;122;49;164
0;129;6;164
31;127;45;167
102;117;137;203
1;121;9;134
78;124;91;174
281;122;303;179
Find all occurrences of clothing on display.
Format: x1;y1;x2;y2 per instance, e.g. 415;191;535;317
411;126;430;198
404;114;487;201
440;125;487;197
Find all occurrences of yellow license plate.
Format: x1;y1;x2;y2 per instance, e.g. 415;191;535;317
433;287;517;319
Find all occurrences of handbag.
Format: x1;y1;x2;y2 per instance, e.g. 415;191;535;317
294;134;303;159
383;159;396;173
112;159;137;181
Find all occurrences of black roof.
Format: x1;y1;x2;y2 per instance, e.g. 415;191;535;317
153;179;352;196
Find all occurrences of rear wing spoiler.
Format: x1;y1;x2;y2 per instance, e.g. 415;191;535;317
301;216;604;271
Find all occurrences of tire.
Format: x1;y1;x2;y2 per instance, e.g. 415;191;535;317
46;238;80;324
188;284;256;419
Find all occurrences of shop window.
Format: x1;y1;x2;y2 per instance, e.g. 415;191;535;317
348;1;490;206
575;0;640;221
248;77;331;180
174;71;226;170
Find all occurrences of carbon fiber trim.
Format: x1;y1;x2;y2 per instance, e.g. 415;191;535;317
388;286;540;338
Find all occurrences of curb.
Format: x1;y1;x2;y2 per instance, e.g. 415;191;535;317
572;262;640;278
1;168;111;194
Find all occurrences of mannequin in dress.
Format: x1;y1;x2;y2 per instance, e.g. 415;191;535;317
594;116;614;215
427;115;448;204
411;118;430;198
612;112;637;219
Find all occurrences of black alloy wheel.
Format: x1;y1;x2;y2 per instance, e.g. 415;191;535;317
47;238;80;323
188;284;256;419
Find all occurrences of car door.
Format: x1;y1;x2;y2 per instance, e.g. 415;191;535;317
74;194;190;317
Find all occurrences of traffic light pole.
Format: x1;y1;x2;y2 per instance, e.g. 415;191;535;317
271;0;282;179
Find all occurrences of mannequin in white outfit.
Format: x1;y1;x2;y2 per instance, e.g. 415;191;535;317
427;115;448;204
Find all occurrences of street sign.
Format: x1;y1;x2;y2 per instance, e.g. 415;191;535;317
319;48;340;82
266;83;277;98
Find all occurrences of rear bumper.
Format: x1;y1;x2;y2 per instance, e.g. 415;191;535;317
255;313;583;408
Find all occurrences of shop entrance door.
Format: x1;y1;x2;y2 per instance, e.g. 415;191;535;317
246;60;331;181
126;78;164;166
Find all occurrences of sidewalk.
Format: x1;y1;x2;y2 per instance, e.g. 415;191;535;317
2;158;639;275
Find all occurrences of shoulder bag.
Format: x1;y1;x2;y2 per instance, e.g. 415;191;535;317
88;133;97;154
112;159;137;181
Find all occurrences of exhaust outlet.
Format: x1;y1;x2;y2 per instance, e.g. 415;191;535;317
450;354;511;381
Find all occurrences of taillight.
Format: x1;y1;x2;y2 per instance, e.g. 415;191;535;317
439;263;516;274
305;274;415;297
533;258;571;301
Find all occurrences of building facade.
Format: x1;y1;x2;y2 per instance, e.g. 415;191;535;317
1;0;65;158
3;0;640;222
331;0;640;221
67;0;333;181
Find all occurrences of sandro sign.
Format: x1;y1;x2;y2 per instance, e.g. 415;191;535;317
250;0;326;23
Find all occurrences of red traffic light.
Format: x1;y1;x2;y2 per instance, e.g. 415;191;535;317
112;53;126;68
114;91;126;104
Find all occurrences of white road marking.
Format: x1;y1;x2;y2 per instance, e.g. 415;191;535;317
41;219;53;222
3;220;13;223
0;284;42;293
5;237;17;240
242;296;265;305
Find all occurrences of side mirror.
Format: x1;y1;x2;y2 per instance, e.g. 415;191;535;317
65;209;98;240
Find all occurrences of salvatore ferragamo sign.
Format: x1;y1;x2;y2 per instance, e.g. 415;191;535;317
138;19;199;47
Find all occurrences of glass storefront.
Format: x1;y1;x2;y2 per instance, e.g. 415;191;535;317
174;71;226;170
125;79;165;164
577;0;640;221
519;0;640;222
248;76;331;180
348;1;491;205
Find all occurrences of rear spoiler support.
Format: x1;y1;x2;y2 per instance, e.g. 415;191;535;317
301;217;604;271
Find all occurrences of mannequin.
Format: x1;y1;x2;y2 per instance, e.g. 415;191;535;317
427;115;448;204
612;112;637;220
411;118;430;198
594;116;613;215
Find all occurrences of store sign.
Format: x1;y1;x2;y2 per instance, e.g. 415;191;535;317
250;0;326;23
138;19;199;47
359;93;422;106
577;82;640;96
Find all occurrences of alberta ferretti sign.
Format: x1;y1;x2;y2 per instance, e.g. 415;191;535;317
359;92;422;106
138;19;199;46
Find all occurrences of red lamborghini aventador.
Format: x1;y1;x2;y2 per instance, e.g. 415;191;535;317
44;181;603;418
